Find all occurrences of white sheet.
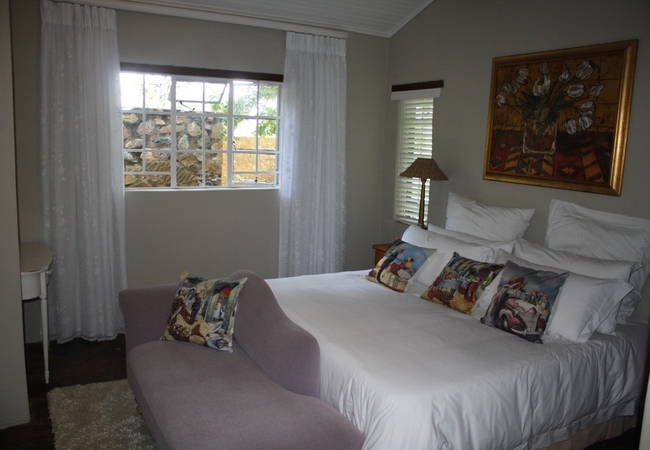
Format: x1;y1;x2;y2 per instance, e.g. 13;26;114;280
268;271;648;450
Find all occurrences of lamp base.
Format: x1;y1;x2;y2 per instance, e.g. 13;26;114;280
417;178;427;229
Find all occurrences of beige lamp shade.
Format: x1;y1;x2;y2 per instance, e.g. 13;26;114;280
399;157;448;181
399;158;448;228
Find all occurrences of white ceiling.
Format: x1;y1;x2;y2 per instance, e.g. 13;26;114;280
121;0;434;37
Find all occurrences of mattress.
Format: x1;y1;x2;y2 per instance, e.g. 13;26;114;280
268;270;648;450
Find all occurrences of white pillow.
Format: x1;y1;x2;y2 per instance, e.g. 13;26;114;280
404;225;515;254
473;250;634;342
426;224;516;253
545;199;650;294
445;192;535;241
513;238;639;280
513;238;642;320
405;234;496;296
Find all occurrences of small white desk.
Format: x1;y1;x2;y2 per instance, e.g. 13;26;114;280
20;243;53;384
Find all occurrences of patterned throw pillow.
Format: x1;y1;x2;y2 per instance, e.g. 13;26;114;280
367;239;436;293
481;260;568;343
420;253;504;314
161;271;247;352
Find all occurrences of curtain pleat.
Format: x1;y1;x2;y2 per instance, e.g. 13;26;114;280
40;0;126;342
279;32;347;277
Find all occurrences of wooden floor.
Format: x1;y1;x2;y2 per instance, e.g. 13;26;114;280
0;336;126;450
0;335;642;449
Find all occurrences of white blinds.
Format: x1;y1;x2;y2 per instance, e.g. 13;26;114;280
394;97;434;225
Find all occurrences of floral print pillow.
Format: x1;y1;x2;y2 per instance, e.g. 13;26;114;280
481;260;568;344
161;271;247;352
421;253;504;314
367;239;436;293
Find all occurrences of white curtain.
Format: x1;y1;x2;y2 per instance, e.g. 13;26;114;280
279;32;347;277
40;0;126;342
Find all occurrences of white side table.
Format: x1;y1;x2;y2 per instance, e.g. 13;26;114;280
20;242;53;384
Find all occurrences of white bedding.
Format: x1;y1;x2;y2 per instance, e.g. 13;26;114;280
268;271;648;450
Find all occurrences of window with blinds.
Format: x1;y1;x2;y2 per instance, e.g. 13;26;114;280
393;97;435;225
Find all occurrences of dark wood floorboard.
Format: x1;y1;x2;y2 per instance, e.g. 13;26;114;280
0;334;641;449
0;335;126;450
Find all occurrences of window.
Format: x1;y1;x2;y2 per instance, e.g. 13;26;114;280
120;67;281;189
392;83;442;225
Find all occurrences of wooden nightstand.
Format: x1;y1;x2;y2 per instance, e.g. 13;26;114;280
372;242;393;266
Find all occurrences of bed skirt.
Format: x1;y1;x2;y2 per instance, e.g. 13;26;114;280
537;415;636;450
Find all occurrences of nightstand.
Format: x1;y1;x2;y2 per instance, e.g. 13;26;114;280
372;242;393;266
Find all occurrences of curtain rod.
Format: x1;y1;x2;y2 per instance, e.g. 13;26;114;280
52;0;349;39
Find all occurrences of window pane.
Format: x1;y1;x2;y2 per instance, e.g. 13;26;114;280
233;152;256;173
233;81;257;116
205;82;229;114
205;152;226;186
125;174;171;188
234;119;257;150
139;115;172;149
123;113;143;149
148;114;172;150
177;153;202;187
176;80;203;101
176;101;203;113
144;74;172;111
258;119;277;150
207;118;227;150
143;151;172;173
258;153;276;172
259;84;278;117
120;73;143;110
124;151;142;173
177;116;204;150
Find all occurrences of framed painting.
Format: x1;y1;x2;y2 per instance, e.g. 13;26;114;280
483;40;637;195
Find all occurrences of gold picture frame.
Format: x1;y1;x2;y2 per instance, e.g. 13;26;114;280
483;40;637;196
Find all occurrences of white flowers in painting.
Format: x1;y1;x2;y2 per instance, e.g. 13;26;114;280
496;60;605;135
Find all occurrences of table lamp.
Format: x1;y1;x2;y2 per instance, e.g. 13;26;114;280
399;157;448;229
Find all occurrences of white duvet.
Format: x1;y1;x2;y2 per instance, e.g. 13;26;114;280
268;271;648;450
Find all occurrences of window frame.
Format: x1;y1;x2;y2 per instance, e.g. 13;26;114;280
120;63;283;190
391;81;443;226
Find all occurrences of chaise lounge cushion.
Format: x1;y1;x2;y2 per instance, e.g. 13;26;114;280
128;340;364;450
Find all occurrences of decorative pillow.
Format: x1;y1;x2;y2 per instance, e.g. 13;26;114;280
405;235;497;295
477;250;634;341
513;238;642;322
445;192;535;241
545;199;650;294
161;271;247;352
481;260;568;343
367;239;436;292
420;253;504;314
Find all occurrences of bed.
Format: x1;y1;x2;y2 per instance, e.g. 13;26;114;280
267;196;650;450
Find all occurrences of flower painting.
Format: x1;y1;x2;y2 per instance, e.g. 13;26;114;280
483;40;637;195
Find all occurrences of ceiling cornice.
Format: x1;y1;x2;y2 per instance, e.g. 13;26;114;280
52;0;349;38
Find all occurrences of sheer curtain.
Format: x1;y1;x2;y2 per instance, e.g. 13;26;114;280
279;32;347;277
40;0;126;342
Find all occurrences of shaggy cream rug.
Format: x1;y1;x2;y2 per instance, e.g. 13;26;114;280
47;379;156;450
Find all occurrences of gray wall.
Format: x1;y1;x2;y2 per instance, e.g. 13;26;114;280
381;0;650;321
11;2;388;337
383;0;650;245
117;10;388;287
0;0;30;429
